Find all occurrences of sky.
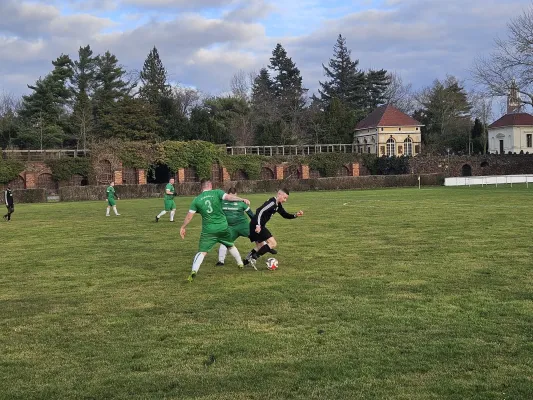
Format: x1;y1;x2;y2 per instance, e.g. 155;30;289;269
0;0;531;99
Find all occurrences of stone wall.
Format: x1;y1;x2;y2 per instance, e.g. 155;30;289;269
409;154;533;176
41;173;444;203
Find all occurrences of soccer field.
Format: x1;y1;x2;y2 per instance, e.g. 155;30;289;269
1;187;532;399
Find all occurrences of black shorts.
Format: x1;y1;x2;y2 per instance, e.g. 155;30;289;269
249;225;272;243
6;205;14;213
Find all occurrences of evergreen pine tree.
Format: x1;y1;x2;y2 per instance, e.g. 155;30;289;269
420;76;472;153
364;69;390;112
268;43;307;111
139;46;171;106
19;54;73;148
317;34;365;110
92;51;134;136
70;45;97;150
251;68;275;112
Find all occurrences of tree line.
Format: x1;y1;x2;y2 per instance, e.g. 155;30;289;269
0;33;503;154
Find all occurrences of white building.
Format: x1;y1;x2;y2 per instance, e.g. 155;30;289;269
488;113;533;154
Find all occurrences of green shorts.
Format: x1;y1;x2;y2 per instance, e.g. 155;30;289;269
107;198;116;206
228;223;250;242
198;228;234;253
164;199;176;211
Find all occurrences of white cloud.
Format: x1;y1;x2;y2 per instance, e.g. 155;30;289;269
224;0;275;22
1;0;533;100
121;0;236;10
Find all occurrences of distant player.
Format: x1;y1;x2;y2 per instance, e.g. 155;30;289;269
243;188;303;268
216;187;255;266
106;182;120;216
156;177;177;222
3;186;14;222
180;179;250;282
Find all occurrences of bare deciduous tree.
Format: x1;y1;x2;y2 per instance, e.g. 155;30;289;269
230;69;255;101
473;6;533;108
383;72;414;114
171;85;201;117
469;91;494;154
0;91;21;149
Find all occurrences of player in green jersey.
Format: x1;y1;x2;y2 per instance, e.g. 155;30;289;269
105;181;120;216
216;187;254;266
156;177;177;222
180;179;250;282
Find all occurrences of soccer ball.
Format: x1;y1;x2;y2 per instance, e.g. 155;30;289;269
266;258;279;271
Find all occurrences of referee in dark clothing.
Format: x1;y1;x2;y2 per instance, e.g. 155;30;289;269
243;188;303;268
3;186;14;222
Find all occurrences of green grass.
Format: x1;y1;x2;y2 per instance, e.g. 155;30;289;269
1;186;532;399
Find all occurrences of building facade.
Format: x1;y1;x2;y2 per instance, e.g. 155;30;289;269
488;113;533;154
354;104;423;157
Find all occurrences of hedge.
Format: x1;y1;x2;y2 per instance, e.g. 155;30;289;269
12;189;47;203
8;174;445;203
57;174;444;201
59;184;166;202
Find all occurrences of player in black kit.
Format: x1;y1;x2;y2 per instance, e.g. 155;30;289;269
243;188;303;268
3;186;14;222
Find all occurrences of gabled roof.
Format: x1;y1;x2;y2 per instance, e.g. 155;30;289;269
488;113;533;128
355;104;423;130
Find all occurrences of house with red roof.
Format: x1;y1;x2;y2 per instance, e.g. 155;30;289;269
354;104;423;157
488;113;533;154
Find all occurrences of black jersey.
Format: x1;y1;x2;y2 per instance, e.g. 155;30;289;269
251;197;296;227
4;189;13;207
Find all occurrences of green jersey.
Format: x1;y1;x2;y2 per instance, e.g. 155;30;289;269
189;189;227;233
106;185;116;200
222;200;250;226
164;183;175;200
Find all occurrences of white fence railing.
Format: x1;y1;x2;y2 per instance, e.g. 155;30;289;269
226;144;356;156
445;175;533;187
2;149;89;161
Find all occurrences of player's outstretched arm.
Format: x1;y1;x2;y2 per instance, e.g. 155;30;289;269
180;212;195;239
223;193;250;205
277;203;302;219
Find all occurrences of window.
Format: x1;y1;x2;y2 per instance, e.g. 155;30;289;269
386;138;396;157
404;138;413;156
527;134;532;148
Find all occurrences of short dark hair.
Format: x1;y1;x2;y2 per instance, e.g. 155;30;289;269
201;179;211;188
280;188;290;195
227;187;237;194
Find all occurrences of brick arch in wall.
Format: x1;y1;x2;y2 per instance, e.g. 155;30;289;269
260;167;275;180
283;165;301;180
8;175;26;190
211;164;221;182
37;173;58;193
232;169;248;181
68;174;88;187
336;165;351;177
122;166;136;185
184;167;199;182
309;168;322;178
96;160;113;185
461;164;473;177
